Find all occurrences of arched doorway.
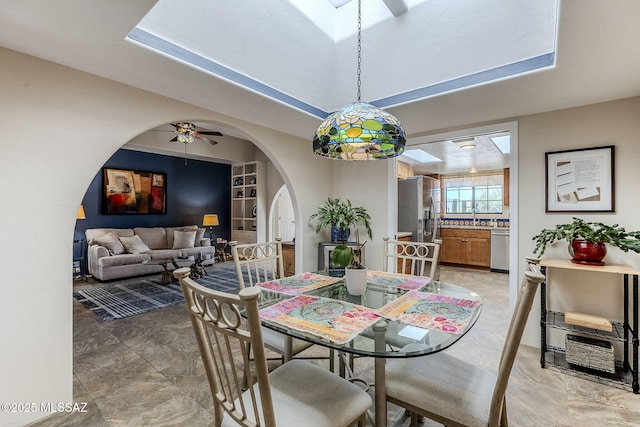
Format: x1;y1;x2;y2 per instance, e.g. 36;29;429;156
269;185;295;242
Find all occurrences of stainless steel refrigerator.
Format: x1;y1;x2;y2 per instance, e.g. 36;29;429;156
397;176;441;242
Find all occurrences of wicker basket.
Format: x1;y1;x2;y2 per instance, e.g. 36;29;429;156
565;334;615;373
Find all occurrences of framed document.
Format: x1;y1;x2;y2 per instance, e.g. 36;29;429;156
545;145;614;212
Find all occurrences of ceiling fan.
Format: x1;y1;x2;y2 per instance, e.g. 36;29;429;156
152;122;224;165
159;122;223;145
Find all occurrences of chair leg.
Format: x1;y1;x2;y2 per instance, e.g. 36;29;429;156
410;412;419;427
501;397;508;427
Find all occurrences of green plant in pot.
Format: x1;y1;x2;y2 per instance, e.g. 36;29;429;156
332;241;368;295
532;217;640;265
309;198;372;243
327;203;372;295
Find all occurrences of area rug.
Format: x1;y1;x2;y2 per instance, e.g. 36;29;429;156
73;261;244;321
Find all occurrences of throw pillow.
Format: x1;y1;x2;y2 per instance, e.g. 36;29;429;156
172;230;197;249
119;235;151;254
194;228;206;247
92;231;126;255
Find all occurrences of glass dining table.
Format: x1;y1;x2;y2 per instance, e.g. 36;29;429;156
254;270;483;427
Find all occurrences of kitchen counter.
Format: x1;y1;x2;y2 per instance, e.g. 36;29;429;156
440;225;509;231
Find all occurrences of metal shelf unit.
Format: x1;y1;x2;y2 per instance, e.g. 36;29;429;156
539;259;639;393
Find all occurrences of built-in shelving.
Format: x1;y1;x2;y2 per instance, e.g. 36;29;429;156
231;161;265;244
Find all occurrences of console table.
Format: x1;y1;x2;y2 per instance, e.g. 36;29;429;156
538;258;639;393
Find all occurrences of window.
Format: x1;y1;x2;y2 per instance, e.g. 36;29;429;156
444;173;503;214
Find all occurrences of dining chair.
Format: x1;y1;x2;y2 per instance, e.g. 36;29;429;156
229;239;333;371
385;269;546;427
173;268;371;427
382;237;442;279
339;237;443;378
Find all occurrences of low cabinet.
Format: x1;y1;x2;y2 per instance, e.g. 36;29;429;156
440;228;490;267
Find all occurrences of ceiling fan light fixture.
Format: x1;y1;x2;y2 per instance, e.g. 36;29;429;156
177;133;195;144
174;121;196;144
312;0;405;161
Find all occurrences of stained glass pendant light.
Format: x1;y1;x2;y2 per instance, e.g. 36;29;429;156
313;0;406;160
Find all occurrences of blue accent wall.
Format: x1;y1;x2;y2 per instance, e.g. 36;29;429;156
74;149;231;251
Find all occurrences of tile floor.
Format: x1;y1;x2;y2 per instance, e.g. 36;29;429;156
28;264;640;426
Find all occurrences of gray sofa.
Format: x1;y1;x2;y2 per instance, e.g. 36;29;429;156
86;226;216;281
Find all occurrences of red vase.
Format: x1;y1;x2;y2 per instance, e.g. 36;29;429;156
569;239;607;265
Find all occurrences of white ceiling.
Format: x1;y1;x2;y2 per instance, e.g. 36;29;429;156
134;0;557;114
1;0;640;173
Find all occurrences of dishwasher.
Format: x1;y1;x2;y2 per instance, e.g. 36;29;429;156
490;229;510;273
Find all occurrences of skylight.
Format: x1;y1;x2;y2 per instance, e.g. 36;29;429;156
328;0;352;8
490;135;511;154
401;149;442;164
132;0;558;118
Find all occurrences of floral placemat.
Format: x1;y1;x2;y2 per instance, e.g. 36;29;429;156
367;270;431;290
259;294;381;344
377;290;480;334
257;272;342;295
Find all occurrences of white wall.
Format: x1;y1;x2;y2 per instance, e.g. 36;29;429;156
518;96;640;346
0;46;335;426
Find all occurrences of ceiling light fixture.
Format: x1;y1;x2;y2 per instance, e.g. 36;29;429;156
312;0;405;160
174;122;196;144
460;143;476;150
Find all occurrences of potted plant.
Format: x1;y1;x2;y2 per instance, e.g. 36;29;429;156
532;217;640;265
309;198;373;243
331;203;372;295
332;241;368;295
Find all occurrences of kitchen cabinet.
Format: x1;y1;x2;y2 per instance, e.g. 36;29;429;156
396;233;412;274
537;258;639;393
281;241;295;277
440;228;491;267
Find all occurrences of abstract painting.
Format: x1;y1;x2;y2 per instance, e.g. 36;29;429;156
103;168;166;214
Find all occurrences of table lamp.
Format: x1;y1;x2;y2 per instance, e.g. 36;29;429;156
77;205;86;220
202;214;219;241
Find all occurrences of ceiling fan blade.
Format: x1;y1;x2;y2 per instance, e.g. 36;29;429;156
197;131;223;136
197;135;218;146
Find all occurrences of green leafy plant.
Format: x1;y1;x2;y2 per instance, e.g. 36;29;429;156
532;217;640;256
309;198;373;237
331;241;367;269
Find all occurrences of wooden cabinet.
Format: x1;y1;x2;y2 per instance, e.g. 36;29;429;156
396;234;412;274
504;168;510;206
440;228;491;267
281;242;295;277
231;161;266;244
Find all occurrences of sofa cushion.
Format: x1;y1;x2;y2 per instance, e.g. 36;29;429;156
172;230;197;249
92;231;126;255
98;253;151;268
86;228;134;244
147;249;181;259
119;235;151;254
134;227;167;250
194;228;206;247
166;225;198;248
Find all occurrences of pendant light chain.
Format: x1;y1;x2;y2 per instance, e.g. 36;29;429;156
356;0;362;102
